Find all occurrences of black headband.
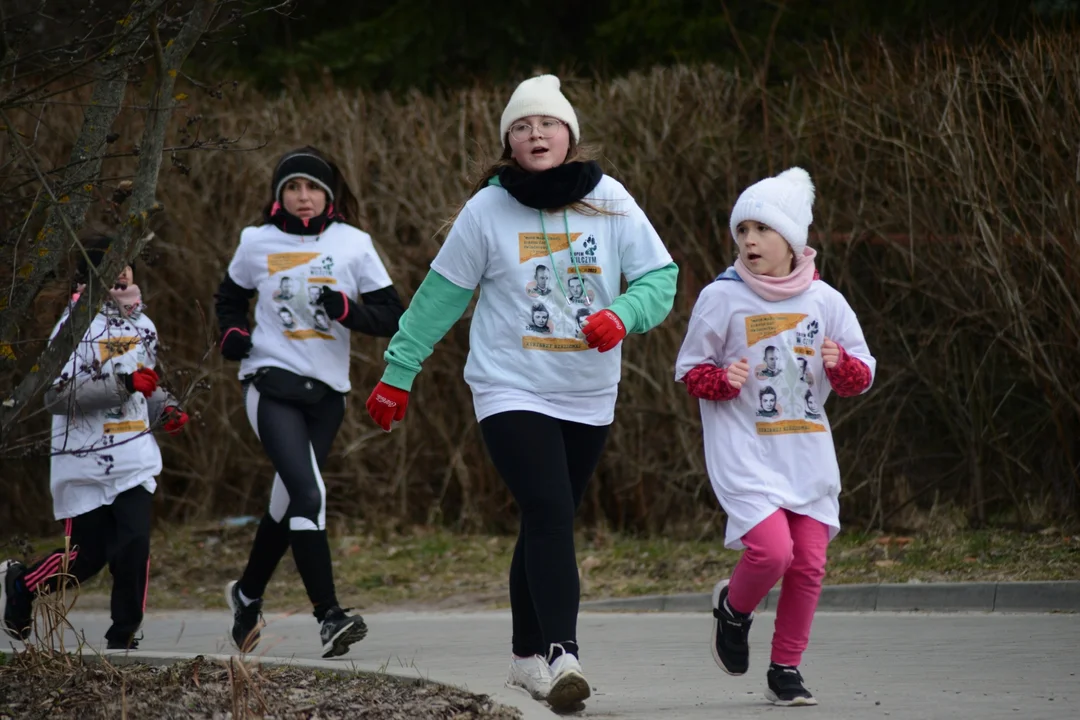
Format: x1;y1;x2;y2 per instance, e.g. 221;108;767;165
272;152;335;202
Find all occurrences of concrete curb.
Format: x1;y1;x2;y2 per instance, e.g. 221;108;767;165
81;650;557;720
580;581;1080;613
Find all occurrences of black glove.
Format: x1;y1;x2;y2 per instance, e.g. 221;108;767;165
316;285;353;322
220;327;253;361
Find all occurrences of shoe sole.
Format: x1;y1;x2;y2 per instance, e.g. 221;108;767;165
766;688;819;706
225;581;261;653
547;670;590;713
320;618;368;659
710;578;747;676
0;560;28;642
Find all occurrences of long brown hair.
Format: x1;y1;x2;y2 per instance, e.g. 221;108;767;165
259;145;361;226
439;137;621;237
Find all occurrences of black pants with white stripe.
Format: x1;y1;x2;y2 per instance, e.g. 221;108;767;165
237;382;345;622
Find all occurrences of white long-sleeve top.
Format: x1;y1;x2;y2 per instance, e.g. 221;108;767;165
45;301;168;520
674;277;876;549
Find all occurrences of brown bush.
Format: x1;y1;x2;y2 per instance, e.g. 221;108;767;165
3;31;1078;536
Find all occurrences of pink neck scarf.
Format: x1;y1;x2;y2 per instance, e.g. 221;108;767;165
73;283;144;317
733;247;819;301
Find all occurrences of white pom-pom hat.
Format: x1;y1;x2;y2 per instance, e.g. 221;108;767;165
499;74;580;147
728;167;816;253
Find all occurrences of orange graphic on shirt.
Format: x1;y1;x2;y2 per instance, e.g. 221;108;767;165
569;265;603;275
745;313;808;346
519;233;583;263
755;419;827;435
97;336;140;363
267;252;320;275
103;420;148;435
522;337;591;352
284;329;335;341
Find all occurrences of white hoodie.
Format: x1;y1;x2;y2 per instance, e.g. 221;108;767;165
44;300;172;520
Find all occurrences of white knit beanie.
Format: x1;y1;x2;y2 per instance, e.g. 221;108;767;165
499;74;580;147
728;167;816;254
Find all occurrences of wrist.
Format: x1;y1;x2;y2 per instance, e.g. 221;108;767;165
380;364;416;393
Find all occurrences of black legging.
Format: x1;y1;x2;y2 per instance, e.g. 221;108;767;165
22;485;152;644
237;382;345;621
479;410;610;659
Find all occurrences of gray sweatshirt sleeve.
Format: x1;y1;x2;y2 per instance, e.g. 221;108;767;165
43;371;132;416
146;387;179;426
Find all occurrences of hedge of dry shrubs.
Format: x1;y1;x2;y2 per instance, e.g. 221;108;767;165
4;31;1078;536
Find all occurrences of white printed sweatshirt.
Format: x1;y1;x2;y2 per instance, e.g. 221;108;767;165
44;300;174;520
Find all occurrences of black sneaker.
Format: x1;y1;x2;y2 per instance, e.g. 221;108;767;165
1;559;33;641
710;579;752;675
766;663;818;706
319;606;367;659
106;633;141;650
225;580;264;653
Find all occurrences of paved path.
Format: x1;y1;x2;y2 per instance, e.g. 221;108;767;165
52;608;1078;719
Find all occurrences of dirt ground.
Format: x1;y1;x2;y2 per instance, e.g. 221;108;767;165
0;653;522;720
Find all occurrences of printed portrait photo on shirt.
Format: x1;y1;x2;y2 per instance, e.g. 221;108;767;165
573;307;591;338
307;285;322;305
526;301;553;334
797;356;815;386
277;306;296;329
804;388;823;421
757;385;781;418
526;264;553;298
273;275;295;302
313;308;331;332
755;345;784;380
567;275;593;305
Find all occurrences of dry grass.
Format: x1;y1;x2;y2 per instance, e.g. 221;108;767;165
2;30;1078;535
8;520;1077;614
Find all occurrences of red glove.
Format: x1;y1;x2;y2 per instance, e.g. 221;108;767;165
366;382;409;431
582;309;627;353
162;406;189;435
124;367;159;397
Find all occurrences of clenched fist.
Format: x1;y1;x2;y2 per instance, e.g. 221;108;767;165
821;338;840;369
726;358;751;389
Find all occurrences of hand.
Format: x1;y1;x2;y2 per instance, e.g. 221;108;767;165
162;406;189;435
316;285;350;322
123;367;159;397
582;309;627;353
366;382;409;431
821;337;841;369
726;358;751;389
220;327;253;361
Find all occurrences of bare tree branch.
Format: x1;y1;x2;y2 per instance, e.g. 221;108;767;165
0;1;164;353
0;0;217;436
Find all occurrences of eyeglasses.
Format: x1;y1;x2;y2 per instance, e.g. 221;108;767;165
508;118;565;142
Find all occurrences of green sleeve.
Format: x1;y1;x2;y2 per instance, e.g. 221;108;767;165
606;261;679;334
381;269;474;391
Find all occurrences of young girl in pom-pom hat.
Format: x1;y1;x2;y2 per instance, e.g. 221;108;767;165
675;166;876;706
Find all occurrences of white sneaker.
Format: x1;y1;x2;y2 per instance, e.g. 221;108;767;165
505;654;552;700
547;647;590;712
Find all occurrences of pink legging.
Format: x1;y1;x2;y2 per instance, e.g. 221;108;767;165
726;509;829;667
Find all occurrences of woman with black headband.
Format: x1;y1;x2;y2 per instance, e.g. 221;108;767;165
214;146;405;658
